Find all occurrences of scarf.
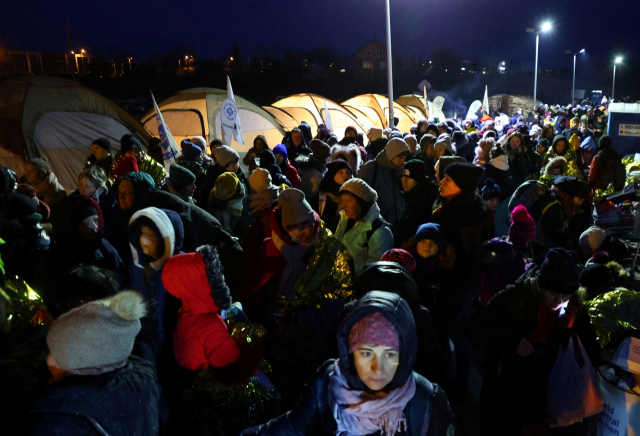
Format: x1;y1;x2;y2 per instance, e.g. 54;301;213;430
250;187;279;214
329;361;416;436
278;238;311;299
550;185;582;219
529;302;559;344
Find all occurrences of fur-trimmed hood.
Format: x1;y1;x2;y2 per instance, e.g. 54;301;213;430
545;156;569;178
331;144;362;175
161;245;231;314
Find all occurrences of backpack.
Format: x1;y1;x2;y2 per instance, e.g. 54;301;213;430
602;156;626;192
508;180;549;214
363;218;393;250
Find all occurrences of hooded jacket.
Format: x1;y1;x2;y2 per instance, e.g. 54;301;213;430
357;149;405;225
241;292;455;436
331;145;362;176
243;134;271;171
334;203;394;275
295;154;325;200
395;179;439;248
113;149;167;185
541;135;582;180
199;163;250;208
260;150;293;188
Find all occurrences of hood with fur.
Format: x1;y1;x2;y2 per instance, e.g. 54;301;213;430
545;156;569;178
331;144;362;175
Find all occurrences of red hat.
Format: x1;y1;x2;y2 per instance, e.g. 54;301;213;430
509;205;536;248
348;312;399;353
116;156;139;178
381;249;416;272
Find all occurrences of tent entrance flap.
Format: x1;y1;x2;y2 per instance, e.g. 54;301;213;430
144;108;207;142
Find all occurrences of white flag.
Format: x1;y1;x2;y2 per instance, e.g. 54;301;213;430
221;76;244;146
466;100;482;120
432;96;446;122
482;85;489;114
423;86;428;118
323;99;334;133
151;91;181;170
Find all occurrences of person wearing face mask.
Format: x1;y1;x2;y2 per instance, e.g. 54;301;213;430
394;160;439;248
311;160;353;233
242;291;455;436
472;248;600;435
112;134;166;185
358;138;411;225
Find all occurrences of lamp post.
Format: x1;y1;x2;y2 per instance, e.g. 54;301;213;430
565;49;585;105
81;49;86;72
127;57;132;71
527;22;551;108
612;57;622;101
385;0;394;128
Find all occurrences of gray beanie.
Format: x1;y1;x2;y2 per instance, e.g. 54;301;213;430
28;158;50;174
279;188;315;229
434;134;452;154
47;291;146;371
213;145;239;167
340;178;378;203
384;138;410;160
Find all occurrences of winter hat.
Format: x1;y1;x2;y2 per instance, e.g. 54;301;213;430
434;134;453;154
28;158;50;174
481;178;501;201
273;144;288;160
419;133;437;148
214;172;240;201
367;126;383;142
414;223;446;250
509;205;536;245
309;139;331;162
580;226;607;252
120;134;143;153
580;136;596;151
404;134;417;151
348;311;399;353
189;136;207;150
578;263;610;289
483;130;497;140
345;126;358;137
180;140;202;160
400;160;427;182
209;138;224;153
259;149;277;167
279;188;315;228
554;176;589;199
250;167;273;193
529;125;542;137
213;145;239;167
598;135;612;150
435;156;466;180
340;178;378;203
444;163;484;194
115;156;139;178
384;138;410;160
537;248;581;294
47;291;146;371
169;164;196;191
327;135;339;146
381;249;416;272
92;138;111;153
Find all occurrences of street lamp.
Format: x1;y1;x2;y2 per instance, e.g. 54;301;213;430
385;0;394;128
127;57;132;70
80;49;86;72
565;49;585;105
526;22;551;108
612;56;623;101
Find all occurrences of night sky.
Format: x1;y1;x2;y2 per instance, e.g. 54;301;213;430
2;0;638;69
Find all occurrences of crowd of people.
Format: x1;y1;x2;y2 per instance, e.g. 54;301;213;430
0;99;636;436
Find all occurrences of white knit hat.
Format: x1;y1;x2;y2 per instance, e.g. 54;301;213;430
384;138;410;160
340;178;378;203
250;168;272;193
579;226;607;252
213;145;239;167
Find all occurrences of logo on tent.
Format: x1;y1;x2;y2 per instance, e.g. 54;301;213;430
223;101;236;121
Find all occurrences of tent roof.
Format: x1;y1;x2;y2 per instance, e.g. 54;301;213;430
342;94;418;133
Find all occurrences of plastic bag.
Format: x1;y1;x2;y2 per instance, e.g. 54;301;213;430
548;335;604;427
597;368;640;436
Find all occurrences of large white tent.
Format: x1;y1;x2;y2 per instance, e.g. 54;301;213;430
141;88;285;153
395;94;429;119
341;94;418;134
0;76;151;191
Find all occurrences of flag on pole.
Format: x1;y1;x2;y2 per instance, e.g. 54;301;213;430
482;85;489;114
423;86;428;118
151;91;181;170
323;99;334;133
221;76;244;146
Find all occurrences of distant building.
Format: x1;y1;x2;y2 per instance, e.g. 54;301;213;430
353;37;387;81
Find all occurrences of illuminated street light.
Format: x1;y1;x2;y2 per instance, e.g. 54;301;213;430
612;57;623;101
528;22;552;106
565;49;586;104
541;22;551;32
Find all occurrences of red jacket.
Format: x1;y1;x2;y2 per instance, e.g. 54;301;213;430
283;162;302;190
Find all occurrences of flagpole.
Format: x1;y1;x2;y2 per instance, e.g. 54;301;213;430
385;0;394;129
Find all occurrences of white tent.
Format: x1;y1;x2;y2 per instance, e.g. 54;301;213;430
141;88;285;153
341;94;418;134
0;76;151;191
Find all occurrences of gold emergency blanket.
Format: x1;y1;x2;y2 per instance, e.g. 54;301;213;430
585;289;640;349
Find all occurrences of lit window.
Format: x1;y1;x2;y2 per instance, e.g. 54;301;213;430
380;62;387;69
366;50;372;57
363;61;373;69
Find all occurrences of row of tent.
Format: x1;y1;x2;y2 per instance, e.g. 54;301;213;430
0;76;431;191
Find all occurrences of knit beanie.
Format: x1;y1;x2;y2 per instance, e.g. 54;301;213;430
189;136;207;150
384;138;410;160
598;135;612;150
381;249;416;272
537;248;581;294
400;160;427;182
340;178;378;203
481;178;501;201
579;263;610;288
414;223;446;250
92;138;111;153
28;158;50;174
116;156;139;178
444;163;484;194
367;126;383;142
434;134;453;154
273;144;288;160
509;205;536;245
47;291;146;371
169;164;196;191
554;176;589;199
180;140;202;160
309;139;331;162
214;172;240;201
250;167;273;193
120;134;143;153
348;312;399;353
580;226;607;252
213;145;239;167
279;188;315;228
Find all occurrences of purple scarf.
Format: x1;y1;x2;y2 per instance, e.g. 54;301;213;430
328;360;416;436
279;242;311;299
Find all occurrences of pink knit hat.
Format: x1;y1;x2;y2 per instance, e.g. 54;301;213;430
348;312;399;353
509;205;536;245
381;249;416;272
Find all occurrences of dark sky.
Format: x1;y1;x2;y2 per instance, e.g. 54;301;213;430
2;0;638;70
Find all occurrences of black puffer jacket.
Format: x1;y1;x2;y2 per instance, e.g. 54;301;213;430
30;356;160;436
394;180;439;248
241;292;455;436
